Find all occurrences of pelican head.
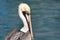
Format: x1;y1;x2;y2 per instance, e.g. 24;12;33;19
19;3;30;14
18;3;31;33
18;3;34;40
18;3;30;22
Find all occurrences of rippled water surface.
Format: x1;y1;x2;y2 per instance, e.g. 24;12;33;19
0;0;60;40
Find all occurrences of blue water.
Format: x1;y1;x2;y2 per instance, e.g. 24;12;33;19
0;0;60;40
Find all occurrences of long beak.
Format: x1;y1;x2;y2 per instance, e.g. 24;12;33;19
28;15;34;40
23;11;34;39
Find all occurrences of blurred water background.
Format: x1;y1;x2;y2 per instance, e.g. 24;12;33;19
0;0;60;40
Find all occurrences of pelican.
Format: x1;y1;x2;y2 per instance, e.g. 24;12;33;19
5;3;34;40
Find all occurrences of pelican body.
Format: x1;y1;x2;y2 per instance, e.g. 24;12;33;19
5;3;33;40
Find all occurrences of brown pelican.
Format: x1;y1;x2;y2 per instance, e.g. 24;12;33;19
5;3;34;40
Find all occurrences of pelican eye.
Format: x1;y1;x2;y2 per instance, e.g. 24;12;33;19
22;11;30;15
